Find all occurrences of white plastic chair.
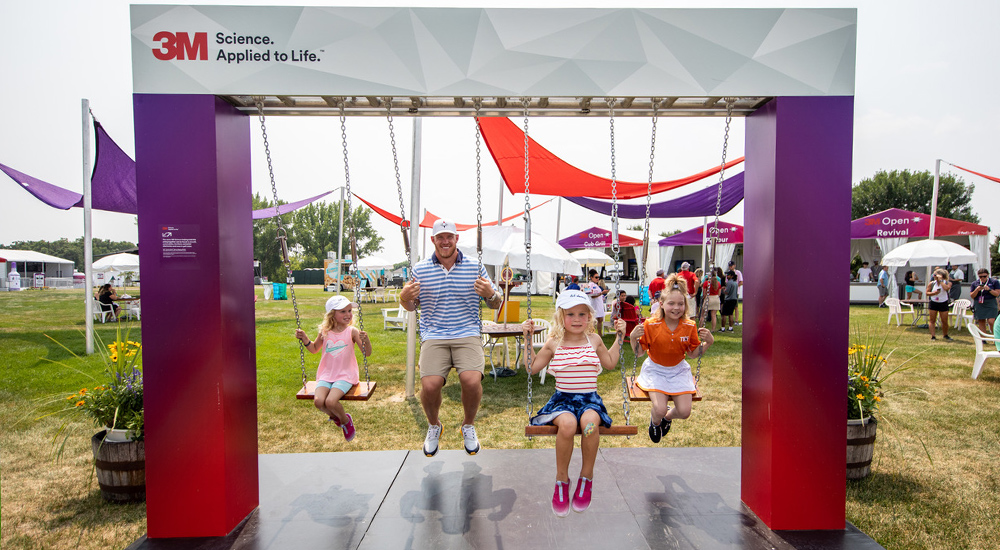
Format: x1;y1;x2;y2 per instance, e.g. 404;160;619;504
966;324;1000;379
382;306;407;330
950;298;973;329
884;297;914;326
92;301;111;323
526;319;552;384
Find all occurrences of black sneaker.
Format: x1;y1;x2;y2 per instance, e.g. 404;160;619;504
648;421;661;443
931;335;937;340
659;417;672;437
944;335;954;341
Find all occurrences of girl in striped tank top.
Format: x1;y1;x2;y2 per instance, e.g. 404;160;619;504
521;290;626;517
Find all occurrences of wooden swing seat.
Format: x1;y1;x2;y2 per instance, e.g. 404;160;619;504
296;380;377;401
625;376;702;402
524;424;638;437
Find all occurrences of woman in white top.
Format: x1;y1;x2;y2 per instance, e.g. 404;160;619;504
926;268;953;341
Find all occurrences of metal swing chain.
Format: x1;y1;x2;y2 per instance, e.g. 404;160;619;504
521;97;535;422
385;98;420;336
339;100;371;387
606;98;631;430
693;98;735;387
633;99;659;383
255;98;308;391
475;99;485;333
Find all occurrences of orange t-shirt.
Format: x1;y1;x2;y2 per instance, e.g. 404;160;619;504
638;317;701;366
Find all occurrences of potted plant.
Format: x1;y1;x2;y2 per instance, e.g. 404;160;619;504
846;327;919;479
48;324;145;502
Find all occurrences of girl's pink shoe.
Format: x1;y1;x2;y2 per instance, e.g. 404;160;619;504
342;413;355;442
551;481;570;517
572;477;592;513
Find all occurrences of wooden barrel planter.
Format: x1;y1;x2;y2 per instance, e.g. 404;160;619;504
91;430;146;503
846;417;877;480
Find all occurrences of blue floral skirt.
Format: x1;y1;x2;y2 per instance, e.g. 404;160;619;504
530;391;613;428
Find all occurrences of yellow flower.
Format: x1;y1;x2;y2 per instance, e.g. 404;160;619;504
79;388;87;394
860;376;869;382
75;401;85;407
874;396;882;402
856;393;864;399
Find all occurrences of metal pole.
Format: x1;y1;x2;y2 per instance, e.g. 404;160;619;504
82;99;94;354
336;186;344;292
553;197;562;300
405;117;422;398
421;207;427;259
700;215;708;271
926;158;942;285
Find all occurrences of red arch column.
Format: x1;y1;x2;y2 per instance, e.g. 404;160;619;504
134;94;258;537
742;96;854;529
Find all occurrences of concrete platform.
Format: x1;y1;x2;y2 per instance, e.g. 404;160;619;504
127;447;883;550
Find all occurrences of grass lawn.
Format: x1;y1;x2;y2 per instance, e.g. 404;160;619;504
2;287;999;549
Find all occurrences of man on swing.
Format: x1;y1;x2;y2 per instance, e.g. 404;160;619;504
400;219;504;456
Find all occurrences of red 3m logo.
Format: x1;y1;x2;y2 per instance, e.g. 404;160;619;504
152;32;208;60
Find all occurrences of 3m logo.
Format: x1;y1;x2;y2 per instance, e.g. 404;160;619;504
152;32;208;60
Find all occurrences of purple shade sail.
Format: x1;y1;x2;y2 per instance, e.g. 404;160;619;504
564;171;744;219
86;120;138;214
251;190;334;219
1;161;83;209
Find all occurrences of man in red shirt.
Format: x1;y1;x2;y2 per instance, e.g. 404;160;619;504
677;262;697;318
648;269;666;305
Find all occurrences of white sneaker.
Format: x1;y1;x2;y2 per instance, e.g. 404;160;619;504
423;423;442;457
461;424;481;455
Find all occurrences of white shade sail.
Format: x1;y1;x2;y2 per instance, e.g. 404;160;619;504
881;239;977;267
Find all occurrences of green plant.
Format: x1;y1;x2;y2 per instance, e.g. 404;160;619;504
847;326;919;420
46;324;144;441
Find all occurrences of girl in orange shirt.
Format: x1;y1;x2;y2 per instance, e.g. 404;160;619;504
629;274;714;443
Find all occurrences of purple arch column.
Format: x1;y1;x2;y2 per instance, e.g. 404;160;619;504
742;96;853;529
134;94;258;537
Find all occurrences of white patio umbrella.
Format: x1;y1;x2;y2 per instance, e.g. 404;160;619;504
570;248;616;268
92;253;140;273
457;225;581;274
881;239;977;267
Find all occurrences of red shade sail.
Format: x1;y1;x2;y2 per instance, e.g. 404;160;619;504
478;117;744;199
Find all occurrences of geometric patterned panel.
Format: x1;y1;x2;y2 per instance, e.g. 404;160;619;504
132;6;856;97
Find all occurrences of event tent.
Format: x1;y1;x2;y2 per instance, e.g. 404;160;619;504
457;225;580;294
0;249;75;290
849;208;990;274
658;221;744;273
559;226;648;280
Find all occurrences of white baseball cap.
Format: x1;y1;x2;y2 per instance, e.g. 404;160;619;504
431;219;458;237
555;290;594;312
325;295;358;313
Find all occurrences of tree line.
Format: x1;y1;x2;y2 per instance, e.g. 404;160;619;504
1;237;136;271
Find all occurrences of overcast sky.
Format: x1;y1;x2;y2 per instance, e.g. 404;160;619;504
1;0;998;265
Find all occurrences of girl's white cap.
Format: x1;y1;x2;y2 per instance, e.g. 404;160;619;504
555;290;593;311
325;295;358;313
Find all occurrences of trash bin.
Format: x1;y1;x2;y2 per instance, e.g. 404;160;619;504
262;282;273;300
273;282;287;300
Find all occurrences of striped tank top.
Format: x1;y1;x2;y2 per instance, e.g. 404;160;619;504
548;344;601;393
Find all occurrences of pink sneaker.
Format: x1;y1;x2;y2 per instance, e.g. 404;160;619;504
551;481;570;517
329;415;342;427
342;413;355;442
572;477;592;513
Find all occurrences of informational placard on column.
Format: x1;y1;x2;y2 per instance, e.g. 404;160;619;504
161;224;200;260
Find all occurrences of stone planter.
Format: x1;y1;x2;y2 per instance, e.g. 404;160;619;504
91;430;145;503
847;417;877;480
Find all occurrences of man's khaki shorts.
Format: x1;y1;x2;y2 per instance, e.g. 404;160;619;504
419;336;485;379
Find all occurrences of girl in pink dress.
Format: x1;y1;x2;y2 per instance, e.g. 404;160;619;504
295;295;372;441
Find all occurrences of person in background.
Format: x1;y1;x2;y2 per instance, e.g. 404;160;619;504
876;266;892;307
585;269;610;335
926;267;953;341
857;261;872;283
648;269;666;311
565;276;581;291
693;268;705;319
727;260;743;325
720;271;739;332
677;262;697;319
97;283;120;320
969;268;1000;333
949;264;965;301
904;270;923;300
701;267;723;332
610;289;628;322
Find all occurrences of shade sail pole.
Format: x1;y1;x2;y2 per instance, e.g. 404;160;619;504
82;99;94;355
405;117;422;398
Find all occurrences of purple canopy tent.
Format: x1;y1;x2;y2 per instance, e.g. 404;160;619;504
658;221;744;274
565;171;744;218
558;226;643;249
